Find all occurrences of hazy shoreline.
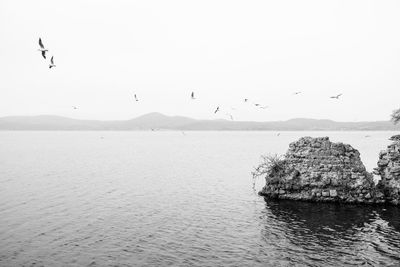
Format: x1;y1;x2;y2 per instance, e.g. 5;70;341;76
1;113;399;131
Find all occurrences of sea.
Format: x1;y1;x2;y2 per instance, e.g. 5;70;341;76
0;131;399;266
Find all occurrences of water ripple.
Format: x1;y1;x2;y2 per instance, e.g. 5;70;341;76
0;131;400;266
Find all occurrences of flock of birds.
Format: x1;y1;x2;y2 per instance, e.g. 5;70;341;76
178;91;342;121
37;37;344;121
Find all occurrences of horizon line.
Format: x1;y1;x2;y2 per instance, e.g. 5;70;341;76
0;112;393;124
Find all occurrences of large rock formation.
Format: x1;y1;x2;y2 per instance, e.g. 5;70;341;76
259;136;385;204
374;134;400;205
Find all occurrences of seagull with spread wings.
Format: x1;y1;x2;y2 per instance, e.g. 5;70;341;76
38;38;48;59
214;106;220;114
191;92;195;100
134;94;139;102
49;56;56;68
330;94;342;99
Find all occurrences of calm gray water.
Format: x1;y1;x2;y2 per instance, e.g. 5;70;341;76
0;131;399;266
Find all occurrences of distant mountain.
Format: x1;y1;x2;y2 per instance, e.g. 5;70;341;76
0;113;399;131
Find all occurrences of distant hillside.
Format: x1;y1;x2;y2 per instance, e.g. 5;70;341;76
0;113;399;131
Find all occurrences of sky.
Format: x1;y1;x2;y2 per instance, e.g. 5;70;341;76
0;0;399;122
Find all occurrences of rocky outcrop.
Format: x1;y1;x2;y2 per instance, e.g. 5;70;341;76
374;134;400;205
259;136;387;204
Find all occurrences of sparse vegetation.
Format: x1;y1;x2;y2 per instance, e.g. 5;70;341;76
391;108;400;125
252;154;286;189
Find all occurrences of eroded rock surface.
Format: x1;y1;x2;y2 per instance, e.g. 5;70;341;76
374;134;400;205
259;136;385;204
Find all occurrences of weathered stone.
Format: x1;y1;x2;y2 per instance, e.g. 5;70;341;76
375;135;400;204
378;159;389;167
389;134;400;142
329;189;338;197
322;191;330;197
390;166;400;174
258;135;400;205
259;137;375;204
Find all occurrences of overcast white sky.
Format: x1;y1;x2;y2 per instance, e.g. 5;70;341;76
0;0;399;121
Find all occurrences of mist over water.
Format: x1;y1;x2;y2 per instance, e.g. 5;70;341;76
0;131;399;266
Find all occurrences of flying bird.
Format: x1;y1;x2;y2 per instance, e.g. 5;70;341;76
294;91;302;95
214;106;220;114
49;56;56;68
72;106;78;110
244;99;248;102
330;94;342;99
253;103;268;109
38;38;48;59
191;92;195;99
225;113;234;120
134;94;139;102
